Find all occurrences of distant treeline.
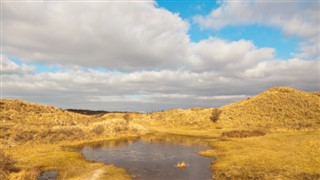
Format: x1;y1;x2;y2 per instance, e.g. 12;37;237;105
65;109;131;115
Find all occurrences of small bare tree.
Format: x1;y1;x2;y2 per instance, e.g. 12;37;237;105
210;109;222;122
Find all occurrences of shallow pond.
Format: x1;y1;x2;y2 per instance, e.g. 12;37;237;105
37;170;59;180
80;136;213;180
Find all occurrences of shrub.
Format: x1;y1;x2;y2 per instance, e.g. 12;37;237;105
0;150;19;179
13;130;37;142
123;113;133;122
210;109;222;122
222;130;266;138
41;127;86;142
106;119;128;133
91;125;104;135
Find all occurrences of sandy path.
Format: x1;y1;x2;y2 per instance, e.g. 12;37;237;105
87;169;104;180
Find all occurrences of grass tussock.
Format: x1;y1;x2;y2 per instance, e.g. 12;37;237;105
8;168;40;180
221;129;266;138
0;150;19;179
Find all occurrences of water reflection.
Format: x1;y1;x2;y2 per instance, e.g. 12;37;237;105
81;134;213;180
82;138;137;149
37;171;59;180
141;133;212;146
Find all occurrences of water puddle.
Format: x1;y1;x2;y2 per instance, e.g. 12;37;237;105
80;135;213;179
37;170;59;180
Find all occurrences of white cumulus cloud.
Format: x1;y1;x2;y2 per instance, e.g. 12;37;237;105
194;1;319;40
3;1;189;70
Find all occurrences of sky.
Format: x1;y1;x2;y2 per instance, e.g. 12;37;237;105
1;0;320;112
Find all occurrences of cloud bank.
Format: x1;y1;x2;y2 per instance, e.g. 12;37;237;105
2;1;319;111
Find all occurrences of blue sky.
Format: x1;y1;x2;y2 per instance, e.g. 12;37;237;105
157;0;299;59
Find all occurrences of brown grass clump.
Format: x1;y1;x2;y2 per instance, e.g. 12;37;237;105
0;150;19;179
123;113;133;122
91;124;105;135
9;168;40;180
221;130;266;138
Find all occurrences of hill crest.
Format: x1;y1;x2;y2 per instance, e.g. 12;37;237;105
1;86;319;130
219;86;320;129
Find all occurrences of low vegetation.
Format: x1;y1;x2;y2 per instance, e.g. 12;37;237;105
0;86;319;179
221;129;266;138
0;150;19;179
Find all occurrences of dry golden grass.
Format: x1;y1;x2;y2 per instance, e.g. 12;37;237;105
219;87;320;130
1;86;319;179
0;99;142;179
128;87;320;133
208;131;320;179
0;100;144;145
3;138;134;180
